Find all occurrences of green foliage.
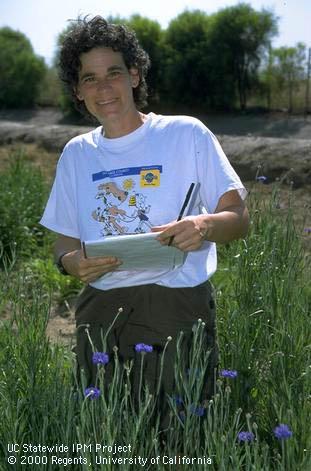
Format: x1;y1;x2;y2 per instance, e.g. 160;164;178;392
25;257;82;302
160;4;277;110
214;183;310;468
163;10;211;107
261;43;307;112
0;150;82;304
0;7;306;114
0;290;75;459
0;150;48;260
206;4;278;110
0;27;46;108
57;88;83;121
37;66;62;107
51;5;308;114
126;15;164;102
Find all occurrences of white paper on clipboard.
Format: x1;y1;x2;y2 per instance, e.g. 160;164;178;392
82;232;186;271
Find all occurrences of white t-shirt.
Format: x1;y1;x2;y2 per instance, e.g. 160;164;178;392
40;113;247;290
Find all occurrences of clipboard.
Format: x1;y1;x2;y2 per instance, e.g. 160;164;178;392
82;232;186;271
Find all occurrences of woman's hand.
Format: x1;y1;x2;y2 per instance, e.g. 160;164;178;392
61;249;122;283
151;215;209;252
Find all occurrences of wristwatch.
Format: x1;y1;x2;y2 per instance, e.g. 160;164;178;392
55;252;69;275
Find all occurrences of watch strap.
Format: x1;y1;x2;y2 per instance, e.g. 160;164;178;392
55;252;69;275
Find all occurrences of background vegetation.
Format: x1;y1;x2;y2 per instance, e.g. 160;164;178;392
0;3;309;115
0;150;309;470
0;28;46;109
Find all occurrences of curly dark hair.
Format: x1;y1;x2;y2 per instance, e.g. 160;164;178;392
59;16;151;119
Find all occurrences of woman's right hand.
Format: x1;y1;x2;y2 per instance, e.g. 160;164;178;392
61;249;122;283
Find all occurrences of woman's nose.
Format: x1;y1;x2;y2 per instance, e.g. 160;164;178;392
96;77;113;90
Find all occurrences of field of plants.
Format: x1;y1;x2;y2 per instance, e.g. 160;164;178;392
0;147;310;470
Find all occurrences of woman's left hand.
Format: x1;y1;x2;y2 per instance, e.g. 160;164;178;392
151;215;210;252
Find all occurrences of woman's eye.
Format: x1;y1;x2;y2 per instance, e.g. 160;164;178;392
84;76;95;83
107;71;121;79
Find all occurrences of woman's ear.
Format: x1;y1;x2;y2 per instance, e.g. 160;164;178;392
74;86;84;101
130;68;140;88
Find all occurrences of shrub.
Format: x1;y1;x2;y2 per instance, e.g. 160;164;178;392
0;27;46;108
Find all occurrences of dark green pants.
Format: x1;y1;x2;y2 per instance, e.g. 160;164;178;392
75;281;219;428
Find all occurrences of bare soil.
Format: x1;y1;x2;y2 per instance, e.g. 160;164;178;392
0;107;310;346
1;107;311;139
0;107;310;187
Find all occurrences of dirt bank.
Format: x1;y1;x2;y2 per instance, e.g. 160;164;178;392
0;112;310;187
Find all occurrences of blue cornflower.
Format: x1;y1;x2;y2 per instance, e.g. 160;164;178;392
172;395;184;406
256;176;267;183
238;431;255;442
135;343;153;353
190;404;205;417
220;369;238;378
84;387;101;400
273;424;293;440
304;227;311;234
92;352;109;365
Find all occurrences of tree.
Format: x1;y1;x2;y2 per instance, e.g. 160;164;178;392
0;27;46;108
272;43;307;112
163;10;211;107
260;43;274;109
160;5;277;110
126;15;164;102
207;4;278;109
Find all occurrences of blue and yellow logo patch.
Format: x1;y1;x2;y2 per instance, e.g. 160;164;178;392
140;169;160;187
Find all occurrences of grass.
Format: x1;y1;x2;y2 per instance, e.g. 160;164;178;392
0;150;48;261
0;151;310;470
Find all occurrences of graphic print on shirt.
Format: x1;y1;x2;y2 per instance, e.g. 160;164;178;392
91;165;162;236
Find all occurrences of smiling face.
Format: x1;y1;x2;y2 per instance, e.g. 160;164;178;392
75;47;142;137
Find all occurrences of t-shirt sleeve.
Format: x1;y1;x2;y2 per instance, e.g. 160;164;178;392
194;125;247;214
40;152;80;238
